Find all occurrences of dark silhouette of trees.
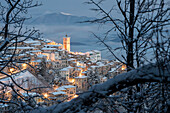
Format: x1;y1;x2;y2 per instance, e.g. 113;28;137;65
0;0;41;112
82;0;170;112
85;0;169;70
0;0;169;112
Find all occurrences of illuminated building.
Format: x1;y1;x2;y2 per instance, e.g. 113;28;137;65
41;48;56;61
121;64;126;70
56;85;76;97
43;93;48;98
63;35;70;52
75;76;88;91
22;63;27;70
0;70;49;93
86;50;101;63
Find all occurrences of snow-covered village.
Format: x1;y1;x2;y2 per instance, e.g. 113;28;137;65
0;35;126;106
0;0;169;113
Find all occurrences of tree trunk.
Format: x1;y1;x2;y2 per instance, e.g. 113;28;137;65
127;0;135;71
127;0;135;112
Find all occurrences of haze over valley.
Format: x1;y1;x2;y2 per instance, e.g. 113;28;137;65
27;11;122;60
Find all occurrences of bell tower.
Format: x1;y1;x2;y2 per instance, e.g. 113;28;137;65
63;35;70;52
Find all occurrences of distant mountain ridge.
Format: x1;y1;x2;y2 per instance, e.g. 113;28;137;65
27;12;95;26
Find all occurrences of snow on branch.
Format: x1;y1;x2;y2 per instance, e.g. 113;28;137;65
29;62;170;113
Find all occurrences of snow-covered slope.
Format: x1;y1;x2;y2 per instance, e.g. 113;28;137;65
28;12;95;26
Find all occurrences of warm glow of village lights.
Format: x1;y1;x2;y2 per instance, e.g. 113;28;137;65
47;41;57;45
77;62;80;66
22;63;27;69
71;79;75;83
74;95;78;98
69;51;85;55
68;79;75;83
53;85;58;90
121;64;126;70
74;52;84;55
44;93;48;98
10;68;14;73
79;73;82;77
1;31;131;109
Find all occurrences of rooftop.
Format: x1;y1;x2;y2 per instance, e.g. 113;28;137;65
75;76;88;79
41;48;57;51
8;47;35;50
24;40;40;44
51;91;66;95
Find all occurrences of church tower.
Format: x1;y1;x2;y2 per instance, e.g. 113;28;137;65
63;35;70;52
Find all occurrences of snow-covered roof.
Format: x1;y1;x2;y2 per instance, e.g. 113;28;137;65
18;53;26;56
96;62;105;67
68;55;73;57
77;65;86;69
0;70;35;83
81;66;86;68
51;91;66;95
47;59;51;62
60;66;74;71
56;87;66;91
107;62;114;65
0;104;9;107
62;85;76;88
31;43;41;46
44;45;62;47
75;76;88;79
37;54;47;58
58;49;64;51
68;58;76;61
86;50;100;55
21;58;29;61
8;47;35;50
56;85;76;93
76;68;81;71
30;50;42;53
24;40;40;44
109;68;117;72
102;77;107;80
30;53;35;56
41;48;57;51
82;71;87;74
6;55;13;57
87;68;91;71
86;51;94;54
67;65;74;69
90;65;98;68
44;40;52;43
21;92;37;97
31;59;41;63
60;68;68;71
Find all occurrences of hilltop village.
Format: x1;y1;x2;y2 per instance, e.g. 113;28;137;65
0;36;126;106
